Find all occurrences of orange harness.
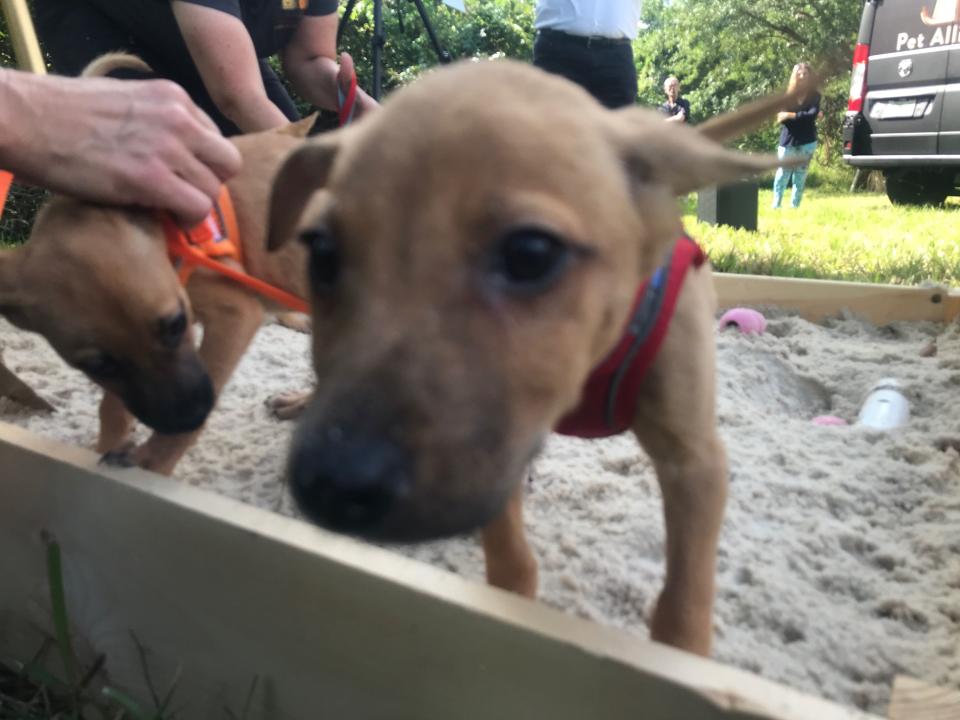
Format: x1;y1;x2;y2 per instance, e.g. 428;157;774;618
0;170;12;217
0;171;306;313
160;186;309;313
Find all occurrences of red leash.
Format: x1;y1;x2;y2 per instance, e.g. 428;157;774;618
338;68;358;126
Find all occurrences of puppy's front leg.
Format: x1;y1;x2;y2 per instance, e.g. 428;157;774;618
96;391;134;454
132;285;265;475
631;273;727;657
480;484;538;598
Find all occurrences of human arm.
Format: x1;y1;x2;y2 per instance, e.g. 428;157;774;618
794;98;821;119
777;96;820;123
0;68;240;224
281;13;378;117
663;108;686;123
172;0;291;132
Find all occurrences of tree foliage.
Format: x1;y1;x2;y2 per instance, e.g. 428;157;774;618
634;0;862;156
0;0;861;198
337;0;534;91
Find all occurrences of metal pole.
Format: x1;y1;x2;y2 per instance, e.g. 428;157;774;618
372;0;384;100
0;0;46;73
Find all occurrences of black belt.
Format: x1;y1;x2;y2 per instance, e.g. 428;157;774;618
537;27;631;48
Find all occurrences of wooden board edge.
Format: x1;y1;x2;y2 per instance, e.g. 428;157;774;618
714;273;957;325
888;675;960;720
0;422;883;720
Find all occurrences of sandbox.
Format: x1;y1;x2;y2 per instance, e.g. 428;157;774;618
1;275;957;719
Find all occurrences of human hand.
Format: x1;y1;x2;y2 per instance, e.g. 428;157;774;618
2;71;241;225
337;52;378;118
776;111;793;123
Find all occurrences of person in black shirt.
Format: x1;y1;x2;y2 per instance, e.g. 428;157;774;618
772;62;820;209
659;76;690;124
32;0;377;136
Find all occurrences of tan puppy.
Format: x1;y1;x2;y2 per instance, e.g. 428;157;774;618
267;60;796;656
0;55;312;475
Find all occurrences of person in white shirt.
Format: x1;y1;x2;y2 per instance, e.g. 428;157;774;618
533;0;641;108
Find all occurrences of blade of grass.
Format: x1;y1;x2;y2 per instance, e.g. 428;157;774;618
238;676;258;720
128;635;160;712
42;532;78;688
101;687;148;720
154;664;182;719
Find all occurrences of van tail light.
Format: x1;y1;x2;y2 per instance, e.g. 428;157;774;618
848;43;869;112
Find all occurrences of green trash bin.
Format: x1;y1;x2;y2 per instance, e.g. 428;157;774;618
697;180;758;232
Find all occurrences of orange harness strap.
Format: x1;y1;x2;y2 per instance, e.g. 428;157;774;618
0;171;13;217
162;186;309;313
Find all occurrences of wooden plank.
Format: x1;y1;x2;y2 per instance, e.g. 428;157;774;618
888;676;960;720
944;290;960;323
714;273;955;325
0;422;880;720
0;0;46;73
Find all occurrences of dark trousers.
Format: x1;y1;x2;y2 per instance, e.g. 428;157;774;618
532;29;637;109
32;0;300;136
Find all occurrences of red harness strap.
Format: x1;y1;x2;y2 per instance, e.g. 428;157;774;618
555;235;706;439
161;186;309;313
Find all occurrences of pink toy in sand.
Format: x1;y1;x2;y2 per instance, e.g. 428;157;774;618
812;415;848;426
718;308;766;334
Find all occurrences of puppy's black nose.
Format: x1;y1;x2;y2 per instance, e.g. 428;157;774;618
129;371;214;435
178;373;215;430
289;430;412;535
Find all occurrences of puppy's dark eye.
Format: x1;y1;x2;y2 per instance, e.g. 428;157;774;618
157;310;188;349
492;229;571;291
300;228;340;289
76;352;124;380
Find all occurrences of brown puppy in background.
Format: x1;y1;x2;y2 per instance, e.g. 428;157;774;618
268;60;797;656
0;54;313;475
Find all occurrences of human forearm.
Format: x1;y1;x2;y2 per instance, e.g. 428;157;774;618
0;68;38;170
212;84;290;133
171;1;290;133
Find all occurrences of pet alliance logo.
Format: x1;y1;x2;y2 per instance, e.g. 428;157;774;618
897;0;960;51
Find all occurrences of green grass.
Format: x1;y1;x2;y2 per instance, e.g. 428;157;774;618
1;535;258;719
683;190;960;286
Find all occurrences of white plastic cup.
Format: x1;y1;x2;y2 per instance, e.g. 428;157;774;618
856;378;910;430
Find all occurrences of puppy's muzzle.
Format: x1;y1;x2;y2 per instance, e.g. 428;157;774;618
289;426;413;537
124;361;215;435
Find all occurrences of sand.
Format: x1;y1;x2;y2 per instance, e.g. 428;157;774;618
1;309;958;715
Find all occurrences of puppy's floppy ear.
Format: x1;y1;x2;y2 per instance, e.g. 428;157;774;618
267;135;341;251
696;91;794;144
607;103;799;276
610;106;787;197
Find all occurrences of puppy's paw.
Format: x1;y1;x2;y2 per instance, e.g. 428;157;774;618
266;391;311;421
99;440;139;468
273;312;312;334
